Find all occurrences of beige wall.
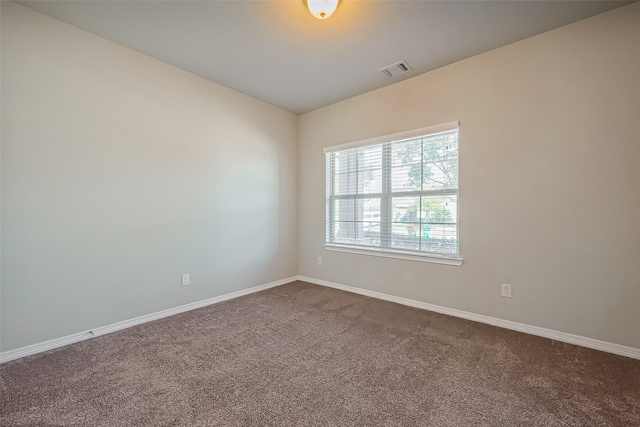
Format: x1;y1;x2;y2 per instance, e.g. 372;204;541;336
299;3;640;348
1;3;298;352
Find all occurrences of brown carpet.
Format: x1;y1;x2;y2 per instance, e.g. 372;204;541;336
1;281;639;426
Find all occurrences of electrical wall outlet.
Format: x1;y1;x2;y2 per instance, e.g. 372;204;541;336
181;273;190;286
317;257;322;266
501;283;512;298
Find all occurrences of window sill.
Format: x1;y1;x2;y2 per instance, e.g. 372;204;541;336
323;244;463;266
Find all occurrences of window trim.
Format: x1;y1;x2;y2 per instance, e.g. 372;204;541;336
324;121;463;265
324;244;463;265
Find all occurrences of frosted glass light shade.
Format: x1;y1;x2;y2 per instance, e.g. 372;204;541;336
307;0;339;19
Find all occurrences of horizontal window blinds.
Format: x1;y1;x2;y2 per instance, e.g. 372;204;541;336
325;123;459;258
323;121;459;154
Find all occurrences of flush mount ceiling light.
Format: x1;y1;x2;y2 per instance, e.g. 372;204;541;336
306;0;340;20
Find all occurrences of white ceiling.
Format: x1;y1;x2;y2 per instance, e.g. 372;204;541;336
18;1;631;114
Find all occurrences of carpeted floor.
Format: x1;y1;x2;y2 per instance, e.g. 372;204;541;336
1;281;639;426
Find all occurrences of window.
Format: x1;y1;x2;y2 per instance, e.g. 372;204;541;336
324;122;461;265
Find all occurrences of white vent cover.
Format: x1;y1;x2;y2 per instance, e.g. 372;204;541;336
378;60;412;78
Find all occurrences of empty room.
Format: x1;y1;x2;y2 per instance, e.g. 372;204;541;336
1;0;639;425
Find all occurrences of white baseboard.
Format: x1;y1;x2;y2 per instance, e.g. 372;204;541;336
296;275;640;360
0;276;297;364
4;275;638;363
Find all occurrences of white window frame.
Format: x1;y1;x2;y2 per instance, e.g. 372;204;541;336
324;121;463;266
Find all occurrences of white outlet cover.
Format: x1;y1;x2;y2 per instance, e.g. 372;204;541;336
182;274;190;286
501;283;512;298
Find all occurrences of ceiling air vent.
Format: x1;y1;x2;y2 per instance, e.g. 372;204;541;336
378;60;412;78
